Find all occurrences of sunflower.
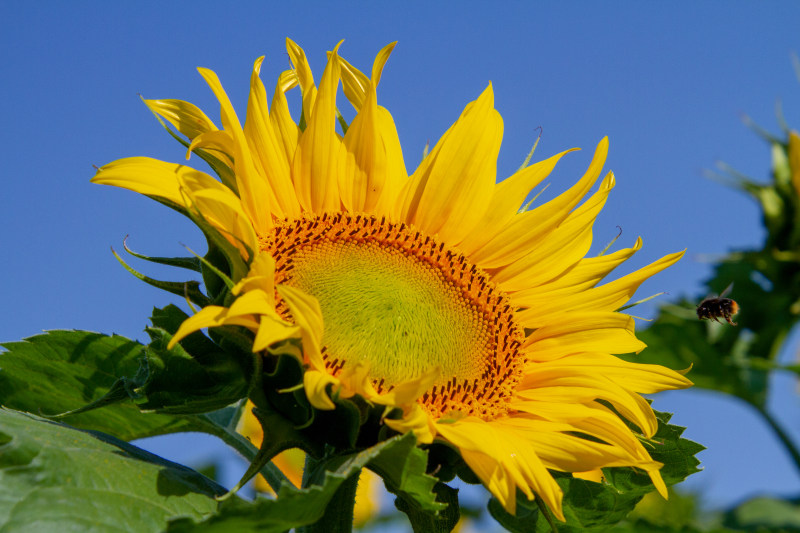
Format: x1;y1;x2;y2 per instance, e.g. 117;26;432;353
92;38;692;521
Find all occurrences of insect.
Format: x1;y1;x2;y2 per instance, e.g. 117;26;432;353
696;283;739;325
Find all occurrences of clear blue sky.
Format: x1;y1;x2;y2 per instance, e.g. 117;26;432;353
2;1;800;512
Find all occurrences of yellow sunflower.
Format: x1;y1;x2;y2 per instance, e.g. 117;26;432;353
92;38;692;521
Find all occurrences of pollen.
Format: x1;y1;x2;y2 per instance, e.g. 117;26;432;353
261;213;525;420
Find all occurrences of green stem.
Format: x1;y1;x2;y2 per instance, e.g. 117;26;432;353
298;455;358;533
193;414;290;492
756;406;800;477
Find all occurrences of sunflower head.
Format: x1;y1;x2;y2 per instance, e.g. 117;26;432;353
92;38;694;524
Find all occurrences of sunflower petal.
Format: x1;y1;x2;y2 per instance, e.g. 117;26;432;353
277;284;325;369
516;250;685;328
292;44;344;212
92;157;200;206
471;138;608;269
491;172;615;290
168;305;260;349
510;237;643;306
399;85;502;243
522;311;646;360
304;370;338;410
197;67;274;233
383;403;437;444
339;46;407;214
516;369;659;438
145;98;219;140
245;56;301;219
436;418;565;520
187;130;235;166
286;38;318;123
458;149;576;253
233;251;277;298
270;71;300;167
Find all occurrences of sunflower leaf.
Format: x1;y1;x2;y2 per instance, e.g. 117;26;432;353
164;433;421;532
393;482;459;533
370;433;449;528
133;326;250;414
0;330;200;440
0;408;225;532
722;496;800;531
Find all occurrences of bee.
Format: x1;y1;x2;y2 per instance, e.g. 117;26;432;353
696;283;739;325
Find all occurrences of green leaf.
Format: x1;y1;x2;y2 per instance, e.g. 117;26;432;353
486;409;703;532
133;326;250;414
165;433;427;533
0;408;224;532
369;434;446;516
0;330;199;440
394;482;459;533
722;496;800;531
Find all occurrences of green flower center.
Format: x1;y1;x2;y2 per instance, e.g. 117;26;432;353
289;239;490;386
266;213;524;419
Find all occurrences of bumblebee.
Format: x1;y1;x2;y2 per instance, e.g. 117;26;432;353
696;284;739;325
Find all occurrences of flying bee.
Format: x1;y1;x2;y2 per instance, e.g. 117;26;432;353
696;283;739;325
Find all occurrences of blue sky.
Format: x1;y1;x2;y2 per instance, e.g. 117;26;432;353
2;1;800;512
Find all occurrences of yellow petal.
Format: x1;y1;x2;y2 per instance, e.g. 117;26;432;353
187;130;235;167
245;56;301;219
292;44;344;212
253;315;299;352
515;249;684;328
336;54;370;112
516;370;659;437
510;237;643;306
373;365;441;408
168;305;260;349
270;71;300;168
526;352;693;394
180;182;259;258
277;284;326;368
233;251;277;297
499;410;661;473
470;138;608;269
436;418;564;521
339;46;407;215
383;403;437;444
92;157;201;207
491;172;615;291
286;38;318;123
458;149;576;254
398;85;503;243
197;67;274;233
145;98;219;140
304;369;338;410
522;311;646;360
336;42;396;112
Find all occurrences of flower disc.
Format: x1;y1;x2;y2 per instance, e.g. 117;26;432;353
267;212;524;419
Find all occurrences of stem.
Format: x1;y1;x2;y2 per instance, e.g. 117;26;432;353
193;414;290;492
298;455;358;533
756;406;800;477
